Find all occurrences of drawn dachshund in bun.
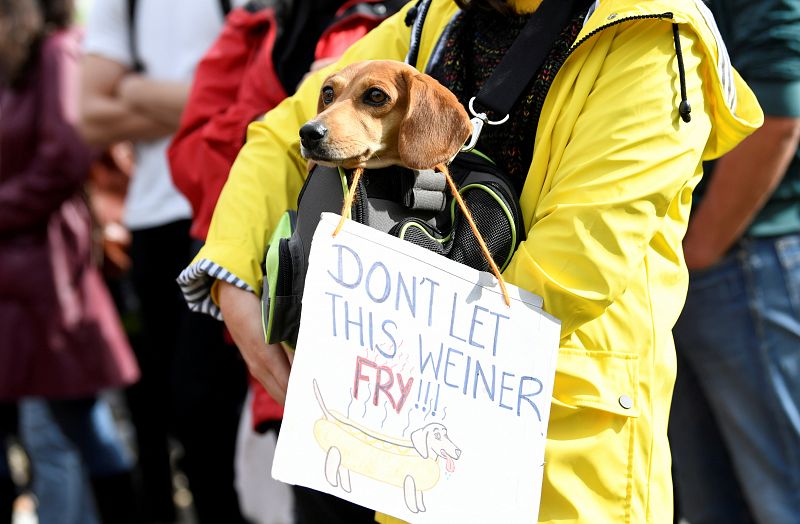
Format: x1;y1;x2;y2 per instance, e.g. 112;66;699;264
312;379;461;513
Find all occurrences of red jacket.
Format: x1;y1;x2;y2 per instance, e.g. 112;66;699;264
168;1;402;430
169;1;394;240
168;7;286;241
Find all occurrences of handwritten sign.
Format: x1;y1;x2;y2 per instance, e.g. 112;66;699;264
272;213;561;523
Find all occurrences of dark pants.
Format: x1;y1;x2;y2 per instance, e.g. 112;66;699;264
0;402;18;524
128;220;248;524
173;311;248;524
293;485;377;524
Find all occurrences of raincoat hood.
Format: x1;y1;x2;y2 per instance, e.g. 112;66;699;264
578;0;763;159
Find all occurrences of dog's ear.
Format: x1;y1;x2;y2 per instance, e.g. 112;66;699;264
398;72;472;170
410;426;429;459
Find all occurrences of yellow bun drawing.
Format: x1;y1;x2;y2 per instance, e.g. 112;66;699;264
312;379;461;514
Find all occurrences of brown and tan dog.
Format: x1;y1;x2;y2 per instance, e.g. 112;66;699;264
299;60;510;304
299;59;472;171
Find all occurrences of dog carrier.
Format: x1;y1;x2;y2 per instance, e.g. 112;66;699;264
261;150;523;347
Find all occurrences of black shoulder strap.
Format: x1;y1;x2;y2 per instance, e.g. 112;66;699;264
407;0;591;120
404;0;431;68
474;0;592;118
127;0;144;72
127;0;233;72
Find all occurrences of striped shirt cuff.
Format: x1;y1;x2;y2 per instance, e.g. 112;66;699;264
177;258;255;320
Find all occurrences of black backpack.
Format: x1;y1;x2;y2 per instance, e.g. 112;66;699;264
261;152;524;347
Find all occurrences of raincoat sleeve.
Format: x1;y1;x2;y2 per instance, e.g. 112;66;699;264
177;4;416;318
503;21;714;338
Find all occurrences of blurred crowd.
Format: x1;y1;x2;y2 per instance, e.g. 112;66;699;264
0;0;798;524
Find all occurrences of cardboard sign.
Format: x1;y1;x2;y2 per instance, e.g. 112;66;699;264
272;213;561;523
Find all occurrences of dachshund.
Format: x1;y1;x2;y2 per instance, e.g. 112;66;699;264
299;59;472;171
299;60;511;304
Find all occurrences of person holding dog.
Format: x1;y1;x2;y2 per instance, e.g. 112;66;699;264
178;0;763;521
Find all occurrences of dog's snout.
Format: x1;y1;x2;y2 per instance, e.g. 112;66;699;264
299;121;328;147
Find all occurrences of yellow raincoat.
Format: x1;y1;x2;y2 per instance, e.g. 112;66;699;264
183;0;763;521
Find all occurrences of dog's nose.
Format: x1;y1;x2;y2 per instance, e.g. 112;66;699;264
299;121;328;148
454;448;461;459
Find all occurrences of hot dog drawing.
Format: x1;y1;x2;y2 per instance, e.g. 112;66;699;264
312;379;461;513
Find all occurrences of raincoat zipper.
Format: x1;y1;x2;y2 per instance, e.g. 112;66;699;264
565;11;692;122
569;12;675;54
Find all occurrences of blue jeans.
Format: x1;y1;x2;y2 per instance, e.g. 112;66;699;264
19;399;100;524
40;397;133;477
670;234;800;524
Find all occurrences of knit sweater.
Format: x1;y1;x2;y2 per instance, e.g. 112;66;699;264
427;6;587;192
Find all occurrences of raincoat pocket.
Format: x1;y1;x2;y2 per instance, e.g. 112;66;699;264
540;348;640;523
550;348;640;419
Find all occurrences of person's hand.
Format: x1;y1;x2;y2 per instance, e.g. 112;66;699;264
298;56;341;89
682;117;800;273
109;141;135;176
281;342;295;366
309;56;340;74
682;227;720;271
116;73;145;107
241;341;292;405
217;281;292;404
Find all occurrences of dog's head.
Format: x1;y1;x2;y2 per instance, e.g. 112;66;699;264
410;422;461;473
299;60;472;170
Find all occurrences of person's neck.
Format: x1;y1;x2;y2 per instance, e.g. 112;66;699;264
507;0;543;14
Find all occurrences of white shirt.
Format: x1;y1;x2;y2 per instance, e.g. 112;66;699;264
83;0;244;230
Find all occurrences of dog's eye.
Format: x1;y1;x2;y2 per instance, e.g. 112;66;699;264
364;88;389;107
434;432;441;440
321;86;335;105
